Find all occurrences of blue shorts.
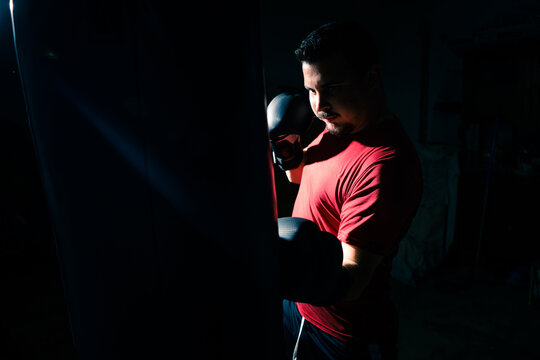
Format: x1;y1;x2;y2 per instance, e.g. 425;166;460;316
282;300;397;360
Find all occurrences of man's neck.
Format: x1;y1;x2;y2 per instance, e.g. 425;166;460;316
352;105;391;135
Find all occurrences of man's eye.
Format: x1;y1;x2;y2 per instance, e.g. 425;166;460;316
328;85;342;93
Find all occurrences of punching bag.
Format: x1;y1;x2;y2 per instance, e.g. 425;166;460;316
10;1;281;359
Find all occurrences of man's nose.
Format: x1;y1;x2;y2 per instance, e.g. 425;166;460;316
314;93;331;113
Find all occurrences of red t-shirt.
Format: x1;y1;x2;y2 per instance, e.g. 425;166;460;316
292;116;422;343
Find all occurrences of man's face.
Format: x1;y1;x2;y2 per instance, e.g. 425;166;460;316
302;54;372;136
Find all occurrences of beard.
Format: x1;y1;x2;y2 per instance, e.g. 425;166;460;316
326;121;355;137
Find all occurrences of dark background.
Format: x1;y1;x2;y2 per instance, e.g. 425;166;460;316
2;0;540;359
260;0;540;274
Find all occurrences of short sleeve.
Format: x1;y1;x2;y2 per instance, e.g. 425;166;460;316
337;156;401;257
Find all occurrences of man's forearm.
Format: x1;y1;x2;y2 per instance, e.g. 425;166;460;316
339;263;372;302
339;244;383;303
285;150;306;184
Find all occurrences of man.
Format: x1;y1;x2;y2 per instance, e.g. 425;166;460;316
271;21;422;359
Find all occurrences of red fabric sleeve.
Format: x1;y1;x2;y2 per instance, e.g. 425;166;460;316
337;155;401;257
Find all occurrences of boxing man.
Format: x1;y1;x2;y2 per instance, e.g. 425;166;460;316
269;21;422;360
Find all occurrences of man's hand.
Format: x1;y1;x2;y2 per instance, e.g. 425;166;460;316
267;93;313;171
278;217;345;306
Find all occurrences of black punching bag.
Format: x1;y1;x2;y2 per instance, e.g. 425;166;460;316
10;1;281;359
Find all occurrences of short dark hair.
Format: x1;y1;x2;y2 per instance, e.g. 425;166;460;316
294;21;379;73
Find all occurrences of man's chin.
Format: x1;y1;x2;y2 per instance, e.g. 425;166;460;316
327;122;354;137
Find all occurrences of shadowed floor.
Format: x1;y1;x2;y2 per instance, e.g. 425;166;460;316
3;246;540;359
392;266;540;360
